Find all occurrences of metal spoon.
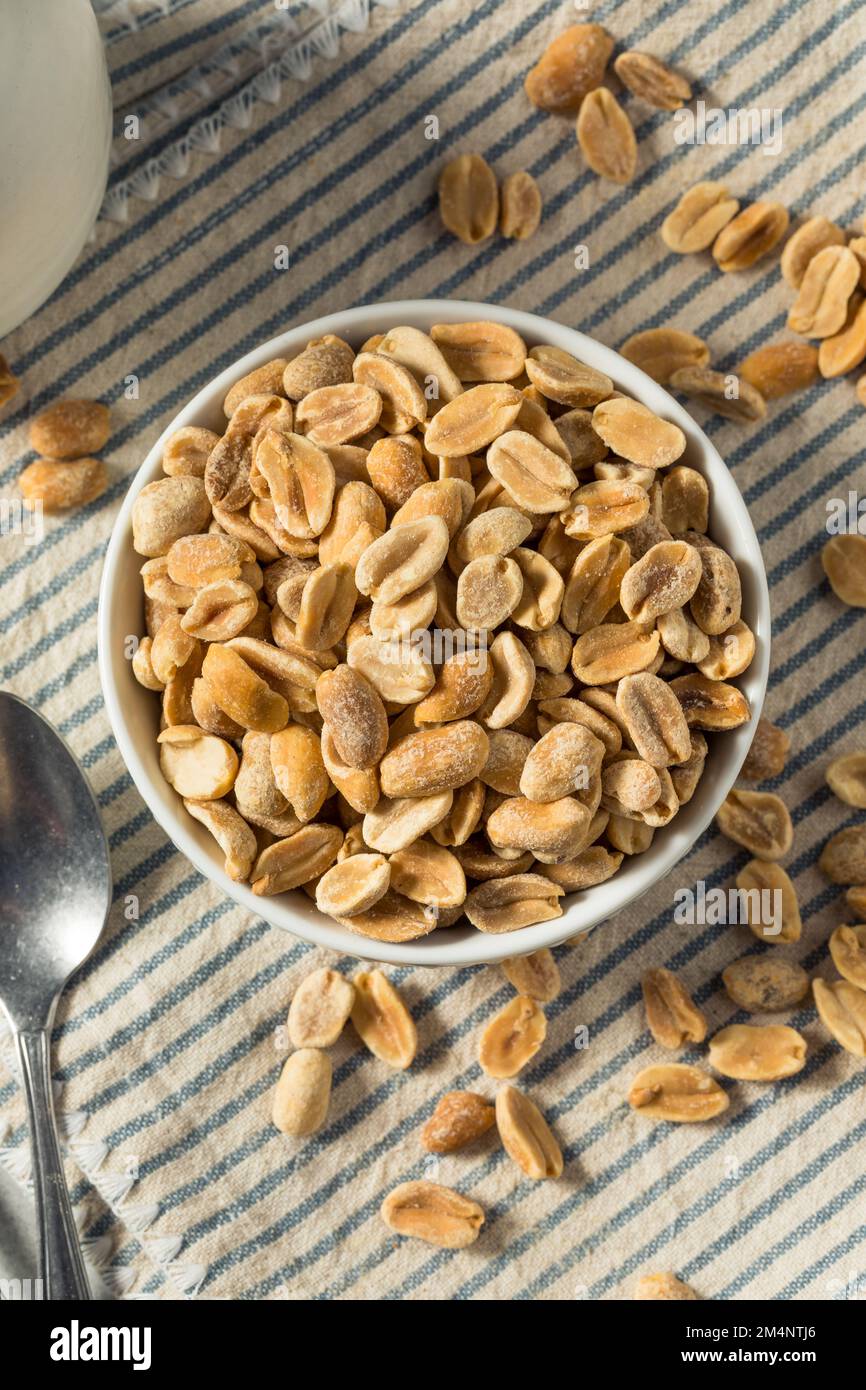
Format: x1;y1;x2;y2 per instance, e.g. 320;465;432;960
0;692;112;1300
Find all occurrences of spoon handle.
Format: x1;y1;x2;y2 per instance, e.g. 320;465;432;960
15;1029;91;1301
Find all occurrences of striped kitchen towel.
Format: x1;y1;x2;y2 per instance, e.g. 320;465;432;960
0;0;864;1299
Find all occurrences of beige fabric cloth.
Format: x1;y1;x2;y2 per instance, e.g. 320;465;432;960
0;0;864;1299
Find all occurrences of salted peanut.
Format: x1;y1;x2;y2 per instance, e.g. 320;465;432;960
270;726;329;822
520;723;604;804
229;632;326;690
642;967;707;1050
223;359;287;416
551;408;606;469
669;364;766;422
670;673;750;732
210;501;281;561
561;537;629;635
251;824;343;895
389;839;466;907
480;730;531;797
430;321;527;382
294;381;382;449
487;430;577;513
850;235;866;287
157;726;238;799
813;978;866;1057
438;152;498;244
524;22;613;112
28;398;109;459
500;170;542;239
430;779;485;847
282;337;354;400
184;797;257;881
315;854;390;919
826;752;866;807
455;836;533;879
364;791;454;854
564;480;649;541
149;613;198;685
619;540;702;625
237;736;291;825
781;215;846;288
480;630;535;729
206;394;293;510
293;562;356;651
162;425;221;478
464;874;562;933
351;353;426;435
167;532;253;588
316;664;388;769
501;949;560;1002
424;383;523;456
422;1092;495;1153
709;1023;806;1081
479;994;546;1078
848;886;866;916
542;844;623;889
621;514;673;561
828;924;866;989
523;623;572;676
202;643;288;732
0;352;19;408
788;245;861;337
591;398;685;470
818;294;866;377
615;673;691;769
656;607;710;663
634;1272;698;1301
132;636;164;691
737;340;820;398
376;325;464;403
712;201;789;272
619;328;709;386
607;814;654;855
415;650;493;725
496;1085;562;1180
716;790;792;859
627;1063;729;1122
576;87;637;184
381;1179;483;1247
347;633;434;704
178;579;256;641
822;535;866;607
320;726;379;813
525;345;612;408
661;181;740;254
454;554;522;630
820;826;866;884
319;481;385;568
379;722;489;799
131;476;211;556
254;429;335;538
572;621;660;685
337;885;437;940
161;638;204;724
287;966;357;1048
351;969;417;1066
456;506;532;563
507;548;563;631
613;50;691;108
736;859;801;943
370;580;437;641
696;619;755;680
722;956;809;1013
669;731;707;804
355;516;449;604
660;466;709;535
602;758;660;814
272;1049;331;1136
392;479;471;538
486;796;589;864
685;532;742;634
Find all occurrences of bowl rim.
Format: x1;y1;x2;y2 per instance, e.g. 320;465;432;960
97;298;770;967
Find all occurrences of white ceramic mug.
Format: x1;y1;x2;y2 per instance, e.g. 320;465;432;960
0;0;111;338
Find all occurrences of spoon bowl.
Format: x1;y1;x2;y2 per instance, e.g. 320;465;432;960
0;691;112;1299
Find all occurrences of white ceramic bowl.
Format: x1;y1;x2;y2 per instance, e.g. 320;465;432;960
98;300;770;968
